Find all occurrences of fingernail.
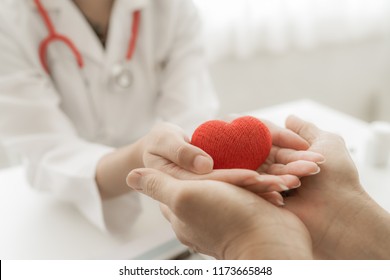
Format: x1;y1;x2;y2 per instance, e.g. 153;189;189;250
278;183;289;191
291;181;301;189
309;167;321;175
127;170;143;191
316;158;326;165
277;198;285;206
193;155;213;173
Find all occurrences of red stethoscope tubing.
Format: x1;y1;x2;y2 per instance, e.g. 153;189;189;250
127;9;140;60
33;0;140;73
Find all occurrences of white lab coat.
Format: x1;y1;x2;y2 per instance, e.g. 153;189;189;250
0;0;218;234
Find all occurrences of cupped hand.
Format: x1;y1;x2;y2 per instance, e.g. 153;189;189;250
127;168;313;259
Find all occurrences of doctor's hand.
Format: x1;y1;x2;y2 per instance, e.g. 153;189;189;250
126;168;313;260
140;122;213;175
96;122;215;199
283;116;390;259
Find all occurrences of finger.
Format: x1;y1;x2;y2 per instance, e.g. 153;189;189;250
159;203;175;223
159;204;191;250
191;168;261;186
182;168;301;190
170;142;213;174
266;160;320;177
151;130;213;174
285;115;321;145
148;159;265;189
262;119;309;150
126;168;177;206
274;148;325;165
258;191;285;206
244;174;300;193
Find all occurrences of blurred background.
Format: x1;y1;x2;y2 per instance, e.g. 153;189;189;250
1;0;390;167
194;0;390;120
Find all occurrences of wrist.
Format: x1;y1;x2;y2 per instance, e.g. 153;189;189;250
132;137;146;168
321;187;390;259
222;228;313;260
96;140;145;199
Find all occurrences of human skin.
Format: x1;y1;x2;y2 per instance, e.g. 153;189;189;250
284;115;390;259
127;116;390;260
126;168;313;259
97;120;324;202
75;0;324;202
72;0;114;44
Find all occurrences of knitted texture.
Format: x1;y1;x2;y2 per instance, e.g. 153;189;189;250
191;116;272;170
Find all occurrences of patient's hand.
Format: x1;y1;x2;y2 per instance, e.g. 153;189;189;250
126;168;313;259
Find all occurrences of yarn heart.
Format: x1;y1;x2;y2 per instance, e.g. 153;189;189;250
191;116;272;170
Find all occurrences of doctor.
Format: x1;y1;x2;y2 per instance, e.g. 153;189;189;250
0;0;221;234
0;0;322;235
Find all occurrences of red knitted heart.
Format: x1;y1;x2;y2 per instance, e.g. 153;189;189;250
191;116;272;170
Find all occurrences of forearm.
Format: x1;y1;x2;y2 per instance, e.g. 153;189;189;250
96;139;144;199
324;190;390;259
357;203;390;259
223;229;313;260
233;244;313;260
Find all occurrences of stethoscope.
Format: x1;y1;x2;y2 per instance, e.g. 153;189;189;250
33;0;140;89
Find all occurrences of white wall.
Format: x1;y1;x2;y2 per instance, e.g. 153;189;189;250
0;145;9;168
209;36;390;122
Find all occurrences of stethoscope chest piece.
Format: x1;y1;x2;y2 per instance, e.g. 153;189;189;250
111;63;134;90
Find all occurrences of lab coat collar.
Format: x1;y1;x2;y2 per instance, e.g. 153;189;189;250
30;0;149;64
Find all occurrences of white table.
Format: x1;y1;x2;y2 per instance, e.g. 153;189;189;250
1;99;389;259
0;166;187;260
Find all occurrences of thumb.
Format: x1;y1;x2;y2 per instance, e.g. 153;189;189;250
285;115;321;145
126;168;175;206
